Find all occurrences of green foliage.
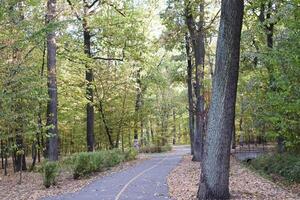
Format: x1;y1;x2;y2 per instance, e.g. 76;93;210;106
72;149;129;179
248;153;300;183
42;161;59;188
124;148;138;161
237;0;300;151
139;144;172;153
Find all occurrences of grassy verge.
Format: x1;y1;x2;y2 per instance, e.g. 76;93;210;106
40;148;138;187
245;153;300;184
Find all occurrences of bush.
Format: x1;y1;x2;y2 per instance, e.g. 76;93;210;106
43;161;59;188
72;149;129;179
161;144;172;152
124;148;138;161
249;153;300;183
103;149;125;167
139;144;172;153
73;152;95;179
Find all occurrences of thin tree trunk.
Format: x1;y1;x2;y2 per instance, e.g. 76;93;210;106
46;0;59;161
1;140;3;169
172;110;176;145
185;34;194;155
198;0;244;199
98;100;114;148
134;68;142;148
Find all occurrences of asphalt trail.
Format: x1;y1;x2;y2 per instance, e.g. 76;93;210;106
44;146;190;200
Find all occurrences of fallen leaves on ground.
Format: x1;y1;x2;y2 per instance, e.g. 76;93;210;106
167;155;300;200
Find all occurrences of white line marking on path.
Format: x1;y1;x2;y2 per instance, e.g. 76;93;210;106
115;156;168;200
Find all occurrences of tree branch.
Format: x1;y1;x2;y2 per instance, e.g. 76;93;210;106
88;0;100;8
106;3;126;17
204;9;221;31
66;0;82;21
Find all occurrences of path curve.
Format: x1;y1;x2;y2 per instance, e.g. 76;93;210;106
44;146;190;200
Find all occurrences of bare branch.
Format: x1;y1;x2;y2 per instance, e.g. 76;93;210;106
106;3;126;17
88;0;100;9
66;0;82;21
93;42;126;61
204;9;221;31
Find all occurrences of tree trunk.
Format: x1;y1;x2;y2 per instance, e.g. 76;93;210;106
1;140;4;169
232;124;236;149
134;68;142;148
185;34;195;155
98;100;114;149
46;0;59;161
172;110;176;145
83;0;95;152
15;131;27;171
185;1;205;161
198;0;244;199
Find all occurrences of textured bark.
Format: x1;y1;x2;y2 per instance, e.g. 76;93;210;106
46;0;59;161
198;0;244;199
185;1;205;161
83;0;95;152
98;100;114;148
134;68;142;141
185;34;194;154
172;110;176;145
1;140;3;169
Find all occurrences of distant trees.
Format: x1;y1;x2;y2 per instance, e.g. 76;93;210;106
198;0;244;199
0;0;189;175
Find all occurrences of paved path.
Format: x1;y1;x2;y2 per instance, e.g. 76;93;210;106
44;146;190;200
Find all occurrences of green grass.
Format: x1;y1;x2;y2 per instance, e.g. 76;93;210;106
247;153;300;183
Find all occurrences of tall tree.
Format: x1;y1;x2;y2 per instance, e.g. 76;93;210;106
83;0;95;152
185;33;195;155
198;0;244;199
46;0;59;161
185;0;205;161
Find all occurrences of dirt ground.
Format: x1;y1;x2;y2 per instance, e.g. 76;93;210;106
0;156;147;200
167;155;300;200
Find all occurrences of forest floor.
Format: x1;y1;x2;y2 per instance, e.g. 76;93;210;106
0;155;147;200
167;155;300;200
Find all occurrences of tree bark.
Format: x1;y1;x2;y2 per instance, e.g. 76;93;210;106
98;100;114;149
185;1;205;161
198;0;244;199
46;0;59;161
134;68;142;147
172;110;176;145
83;0;95;152
185;33;195;155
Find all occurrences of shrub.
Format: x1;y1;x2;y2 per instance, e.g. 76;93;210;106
73;152;103;179
103;149;125;167
161;144;172;152
124;148;138;161
43;161;59;188
249;153;300;183
72;149;129;179
139;144;172;153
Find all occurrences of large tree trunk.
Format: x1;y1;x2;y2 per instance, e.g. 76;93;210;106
185;34;195;154
46;0;59;161
83;0;95;152
198;0;244;199
185;1;205;161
